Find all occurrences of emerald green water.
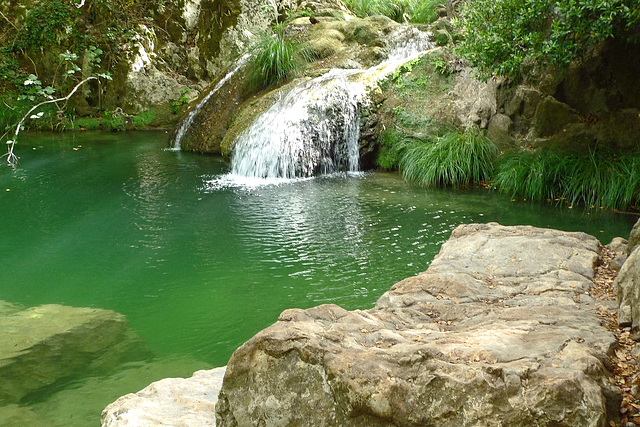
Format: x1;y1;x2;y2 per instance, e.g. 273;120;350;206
0;131;636;425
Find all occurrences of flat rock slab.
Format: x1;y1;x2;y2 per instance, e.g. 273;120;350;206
101;367;226;426
216;223;620;426
0;304;140;403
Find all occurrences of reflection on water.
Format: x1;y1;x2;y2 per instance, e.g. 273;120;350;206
0;131;636;426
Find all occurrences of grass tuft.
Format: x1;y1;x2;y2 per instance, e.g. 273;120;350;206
342;0;441;24
493;149;640;210
398;128;498;187
249;28;312;89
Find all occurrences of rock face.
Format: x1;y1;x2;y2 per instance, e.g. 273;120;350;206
0;304;146;404
216;223;620;426
616;248;640;335
101;367;226;426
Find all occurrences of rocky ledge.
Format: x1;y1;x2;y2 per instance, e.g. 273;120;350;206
102;222;629;426
216;223;621;426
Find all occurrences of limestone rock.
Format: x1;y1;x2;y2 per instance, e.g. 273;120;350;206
486;113;514;148
606;237;628;272
628;218;640;256
0;304;145;403
216;223;620;426
616;246;640;333
452;71;499;128
532;96;581;138
101;367;226;426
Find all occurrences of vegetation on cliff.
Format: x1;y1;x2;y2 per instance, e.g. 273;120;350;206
455;0;640;80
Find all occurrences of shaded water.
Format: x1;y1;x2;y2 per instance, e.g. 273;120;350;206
0;131;636;425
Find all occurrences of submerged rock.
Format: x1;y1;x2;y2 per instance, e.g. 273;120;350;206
0;304;146;404
101;366;226;426
216;223;620;426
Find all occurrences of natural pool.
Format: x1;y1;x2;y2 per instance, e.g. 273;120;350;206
0;131;636;425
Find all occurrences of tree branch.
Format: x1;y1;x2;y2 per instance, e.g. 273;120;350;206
3;76;97;166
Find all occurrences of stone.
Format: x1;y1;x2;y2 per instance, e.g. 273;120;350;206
486;113;514;148
616;246;640;333
532;96;581;138
0;304;146;403
452;71;499;128
607;237;629;272
101;366;226;426
216;223;620;426
627;218;640;256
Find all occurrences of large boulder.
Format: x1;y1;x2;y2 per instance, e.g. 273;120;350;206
101;366;226;426
0;304;146;403
616;245;640;335
216;223;620;426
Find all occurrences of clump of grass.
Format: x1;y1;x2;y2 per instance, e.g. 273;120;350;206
406;0;440;24
249;27;311;89
493;149;640;210
342;0;441;24
398;128;498;187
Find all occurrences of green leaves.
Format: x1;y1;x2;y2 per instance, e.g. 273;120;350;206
456;0;640;80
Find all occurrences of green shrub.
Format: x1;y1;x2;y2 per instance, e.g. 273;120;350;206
456;0;640;80
406;0;440;24
493;149;640;209
73;117;101;130
399;129;498;187
132;109;156;127
375;130;405;169
249;28;311;89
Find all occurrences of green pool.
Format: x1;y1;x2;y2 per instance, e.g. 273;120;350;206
0;131;635;425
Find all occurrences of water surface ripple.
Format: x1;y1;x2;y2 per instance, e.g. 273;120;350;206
0;132;635;426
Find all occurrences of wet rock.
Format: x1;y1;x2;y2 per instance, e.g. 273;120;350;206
0;304;146;403
101;366;226;426
216;223;620;426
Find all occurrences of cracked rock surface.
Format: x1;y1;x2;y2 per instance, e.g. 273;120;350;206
216;223;621;426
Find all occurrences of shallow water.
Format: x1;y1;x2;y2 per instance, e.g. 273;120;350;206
0;131;635;425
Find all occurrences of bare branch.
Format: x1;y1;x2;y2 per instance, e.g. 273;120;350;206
4;76;98;166
0;10;18;31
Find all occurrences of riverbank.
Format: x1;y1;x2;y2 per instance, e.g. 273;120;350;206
102;223;640;426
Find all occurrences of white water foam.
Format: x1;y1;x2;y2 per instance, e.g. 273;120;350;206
230;68;367;179
227;28;435;180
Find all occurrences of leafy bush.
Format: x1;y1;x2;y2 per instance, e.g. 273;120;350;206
493;149;640;209
456;0;640;79
132;109;156;127
397;129;498;187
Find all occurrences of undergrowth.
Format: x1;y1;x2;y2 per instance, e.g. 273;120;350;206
249;26;313;89
342;0;441;24
493;149;640;210
382;129;498;187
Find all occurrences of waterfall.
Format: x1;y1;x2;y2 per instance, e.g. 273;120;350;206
231;69;367;179
170;54;250;150
229;29;434;180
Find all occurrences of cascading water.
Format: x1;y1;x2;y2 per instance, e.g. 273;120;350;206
228;28;435;180
170;54;250;150
231;69;367;179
